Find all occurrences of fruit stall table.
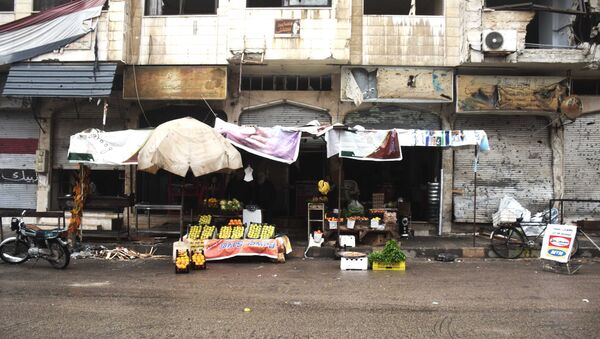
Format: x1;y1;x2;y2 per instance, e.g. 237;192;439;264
337;224;394;246
203;236;291;262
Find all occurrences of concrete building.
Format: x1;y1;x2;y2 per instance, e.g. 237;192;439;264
0;0;599;237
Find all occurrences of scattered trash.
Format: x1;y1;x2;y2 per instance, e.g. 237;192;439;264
435;253;457;262
582;299;589;303
272;274;278;277
70;245;157;260
291;301;302;306
257;274;262;277
243;307;252;312
432;301;439;305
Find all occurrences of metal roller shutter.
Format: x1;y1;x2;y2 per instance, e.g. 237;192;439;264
344;106;441;130
0;112;39;209
239;103;331;127
453;115;553;223
563;113;600;218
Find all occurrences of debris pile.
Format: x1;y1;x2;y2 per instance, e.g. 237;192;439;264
71;244;158;260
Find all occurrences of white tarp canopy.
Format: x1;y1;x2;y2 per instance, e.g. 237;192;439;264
67;128;153;165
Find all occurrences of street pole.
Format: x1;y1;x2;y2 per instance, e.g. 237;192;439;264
473;145;478;247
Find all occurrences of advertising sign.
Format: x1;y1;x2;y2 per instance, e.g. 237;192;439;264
540;224;577;263
204;239;281;260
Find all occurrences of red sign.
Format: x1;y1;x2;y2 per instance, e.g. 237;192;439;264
204;239;281;260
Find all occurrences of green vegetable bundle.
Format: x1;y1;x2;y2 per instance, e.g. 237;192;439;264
368;240;406;264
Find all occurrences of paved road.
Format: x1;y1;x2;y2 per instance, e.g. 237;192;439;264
1;257;599;338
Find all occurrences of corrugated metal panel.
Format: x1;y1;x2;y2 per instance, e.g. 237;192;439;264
2;63;117;97
563;113;600;218
344;106;441;130
453;116;553;223
0;184;37;209
239;103;331;127
0;112;39;138
0;154;36;169
53;117;128;169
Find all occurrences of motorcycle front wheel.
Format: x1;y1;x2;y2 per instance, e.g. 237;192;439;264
48;241;70;269
0;238;29;264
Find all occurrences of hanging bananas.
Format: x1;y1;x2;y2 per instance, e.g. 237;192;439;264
318;180;330;195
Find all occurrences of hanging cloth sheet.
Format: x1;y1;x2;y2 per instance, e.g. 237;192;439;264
214;118;302;164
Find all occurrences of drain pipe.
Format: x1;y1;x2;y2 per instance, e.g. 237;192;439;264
438;169;444;236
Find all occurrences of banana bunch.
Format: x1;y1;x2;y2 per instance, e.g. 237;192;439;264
175;251;190;270
200;225;215;240
231;226;244;239
219;226;232;239
260;225;275;239
318;180;330;195
188;225;201;240
247;224;262;239
198;215;212;225
192;251;205;267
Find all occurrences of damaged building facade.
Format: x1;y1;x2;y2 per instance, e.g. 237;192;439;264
0;0;599;236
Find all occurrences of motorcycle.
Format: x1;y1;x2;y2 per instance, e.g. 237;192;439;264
0;210;70;269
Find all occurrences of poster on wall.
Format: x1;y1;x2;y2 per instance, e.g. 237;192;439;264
540;224;578;263
456;75;568;113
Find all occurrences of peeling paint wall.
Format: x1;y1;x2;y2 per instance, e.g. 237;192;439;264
132;0;352;65
359;0;461;66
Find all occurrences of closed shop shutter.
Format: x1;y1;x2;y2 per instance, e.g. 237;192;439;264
453;115;553;223
0;112;39;209
239;103;331;127
563;113;600;218
344;106;441;130
52;108;128;169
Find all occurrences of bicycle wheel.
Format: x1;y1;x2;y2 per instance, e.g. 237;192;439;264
491;226;526;259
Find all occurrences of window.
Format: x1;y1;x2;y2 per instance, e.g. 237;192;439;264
241;75;332;91
0;0;14;11
145;0;217;16
364;0;443;16
247;0;331;8
34;0;108;11
572;80;600;95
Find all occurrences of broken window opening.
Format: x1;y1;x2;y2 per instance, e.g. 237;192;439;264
145;0;218;16
364;0;443;16
241;75;332;91
485;0;585;15
0;0;14;11
247;0;332;8
572;79;600;95
524;10;582;49
573;10;600;44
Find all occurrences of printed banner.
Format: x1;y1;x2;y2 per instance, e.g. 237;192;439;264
68;128;152;165
214;118;301;164
339;129;402;161
540;224;578;263
203;239;281;260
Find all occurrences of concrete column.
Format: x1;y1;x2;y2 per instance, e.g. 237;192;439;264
440;105;455;234
349;0;363;65
36;111;53;211
550;120;565;202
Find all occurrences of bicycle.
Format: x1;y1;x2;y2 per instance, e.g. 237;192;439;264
490;219;580;259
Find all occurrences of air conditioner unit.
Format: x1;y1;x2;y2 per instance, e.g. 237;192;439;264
482;29;517;53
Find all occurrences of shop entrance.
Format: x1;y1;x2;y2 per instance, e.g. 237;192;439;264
342;147;441;221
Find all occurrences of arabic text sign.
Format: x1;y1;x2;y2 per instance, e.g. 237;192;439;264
0;169;37;184
203;239;281;260
540;224;577;263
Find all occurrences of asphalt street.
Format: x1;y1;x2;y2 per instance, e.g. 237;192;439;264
0;257;599;338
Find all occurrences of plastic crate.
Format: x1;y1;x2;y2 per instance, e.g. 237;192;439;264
372;261;406;271
340;256;368;271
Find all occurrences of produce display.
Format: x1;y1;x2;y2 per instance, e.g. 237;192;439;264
231;226;244;239
191;251;206;269
175;250;190;273
200;225;216;240
247;223;276;239
218;226;232;239
326;217;344;222
198;214;212;225
348;216;369;221
228;219;242;226
188;225;216;240
318;180;331;195
203;197;219;209
220;199;242;213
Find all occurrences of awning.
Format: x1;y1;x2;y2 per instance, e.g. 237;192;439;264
2;62;117;97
